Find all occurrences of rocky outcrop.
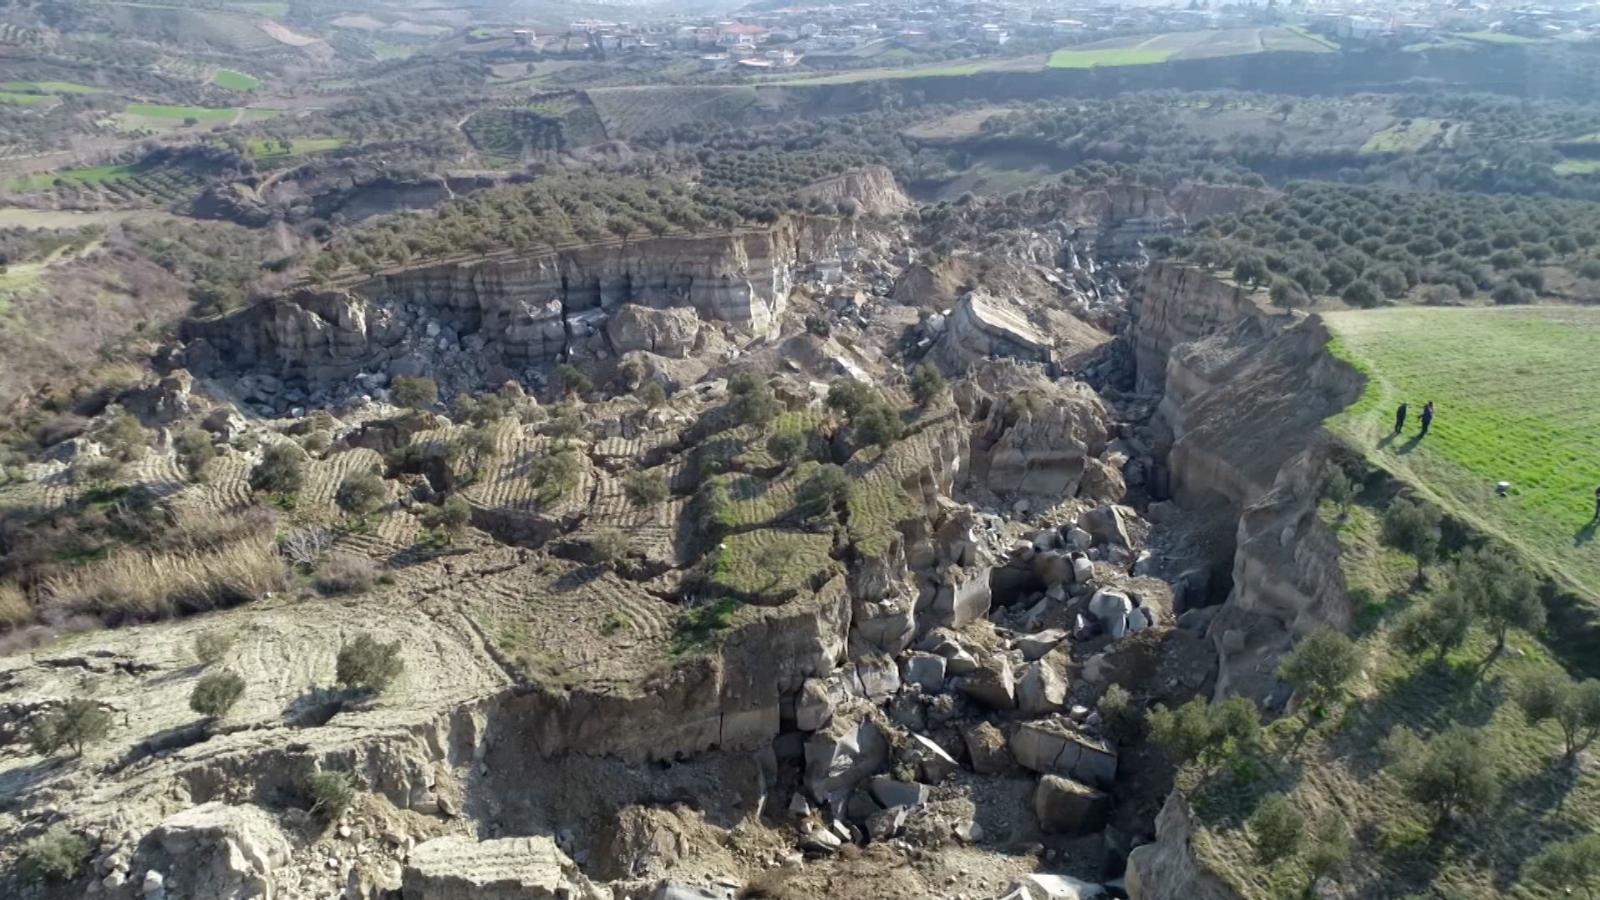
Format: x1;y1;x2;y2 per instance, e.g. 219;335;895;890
1062;184;1272;260
968;381;1111;498
933;292;1055;370
1131;263;1259;395
402;835;600;900
1125;793;1241;900
795;165;911;217
180;224;829;391
606;304;702;358
133;802;293;900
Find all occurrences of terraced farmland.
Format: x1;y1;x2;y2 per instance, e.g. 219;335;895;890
1325;306;1600;596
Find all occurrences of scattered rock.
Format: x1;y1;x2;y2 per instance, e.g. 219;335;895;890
1033;775;1110;835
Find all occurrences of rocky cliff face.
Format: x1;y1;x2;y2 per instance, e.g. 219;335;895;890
181;219;858;397
1131;263;1260;396
796;165;911;217
1064;185;1272;261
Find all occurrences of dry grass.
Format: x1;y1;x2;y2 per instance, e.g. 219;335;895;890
313;553;377;595
44;537;287;622
0;580;30;630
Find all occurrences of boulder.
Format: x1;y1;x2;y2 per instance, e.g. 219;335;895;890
805;716;889;807
1009;719;1118;788
1018;659;1069;715
1071;554;1094;585
1079;505;1134;549
982;384;1110;496
1079;458;1127;505
202;407;249;443
999;873;1106;900
795;679;834;732
866;806;909;842
607;304;701;358
868;775;928;810
907;732;960;783
1016;630;1066;662
1087;589;1133;640
953;655;1015;710
963;721;1013;775
931;565;993;628
1032;551;1073;588
900;653;947;692
1067;527;1094;551
653;883;736;900
403;835;601;900
1033;775;1109;835
139;802;292;900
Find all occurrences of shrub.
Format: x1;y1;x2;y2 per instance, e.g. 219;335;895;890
635;380;668;409
796;464;851;524
555;363;592;397
0;580;31;630
529;449;582;506
1394;586;1473;662
1522;833;1600;899
335;470;386;521
1269;278;1306;313
28;698;111;757
590;527;628;568
1382;497;1442;582
75;457;123;489
300;431;331;456
336;632;403;694
190;671;245;719
96;409;148;462
420;495;471;536
1149;695;1260;768
194;630;236;666
727;375;779;427
1304;814;1352;882
391;376;438;410
1514;670;1600;763
623;469;669;506
766;429;808;468
850;401;903;450
542;405;583;442
1248;793;1304;864
1455;547;1544;654
306;770;356;819
1098;683;1145;746
1322;466;1355;516
692;480;736;541
825;378;874;418
910;365;947;407
17;825;90;883
249;443;305;497
1384;725;1501;826
1277;627;1362;713
314;553;377;595
173;428;216;480
1341;280;1379;308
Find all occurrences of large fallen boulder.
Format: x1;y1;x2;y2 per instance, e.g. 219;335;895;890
998;873;1106;900
804;715;889;809
1033;774;1109;835
606;304;701;358
136;802;294;900
980;384;1111;497
402;835;599;900
1009;718;1118;788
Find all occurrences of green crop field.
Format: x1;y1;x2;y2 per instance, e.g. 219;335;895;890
0;91;51;105
1047;47;1172;68
1361;117;1449;153
5;164;142;191
213;68;261;91
1554;158;1600;176
0;80;100;94
124;103;236;120
1325;306;1600;596
246;136;345;158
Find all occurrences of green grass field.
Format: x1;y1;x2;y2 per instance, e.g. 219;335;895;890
1454;30;1539;44
0;91;51;105
123;103;236;120
5;164;143;192
0;80;100;94
245;137;345;158
1554;158;1600;176
1325;306;1600;596
1047;47;1173;68
212;68;260;91
1361;117;1448;153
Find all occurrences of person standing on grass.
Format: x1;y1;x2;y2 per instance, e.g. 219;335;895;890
1394;402;1408;435
1419;401;1434;437
1593;485;1600;521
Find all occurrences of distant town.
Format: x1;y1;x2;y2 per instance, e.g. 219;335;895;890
482;0;1595;75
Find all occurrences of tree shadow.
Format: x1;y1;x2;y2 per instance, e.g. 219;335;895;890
1333;660;1503;778
108;720;211;774
282;686;354;727
1487;764;1586;894
1575;519;1597;547
553;564;606;592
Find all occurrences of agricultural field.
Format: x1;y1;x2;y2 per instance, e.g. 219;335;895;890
212;68;261;91
1554;158;1600;176
1050;27;1335;68
0;92;51;106
246;136;346;159
585;85;761;139
0;80;100;94
1455;30;1540;44
1325;306;1600;597
1361;117;1455;153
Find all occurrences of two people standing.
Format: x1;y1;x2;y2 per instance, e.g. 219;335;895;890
1393;401;1435;437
